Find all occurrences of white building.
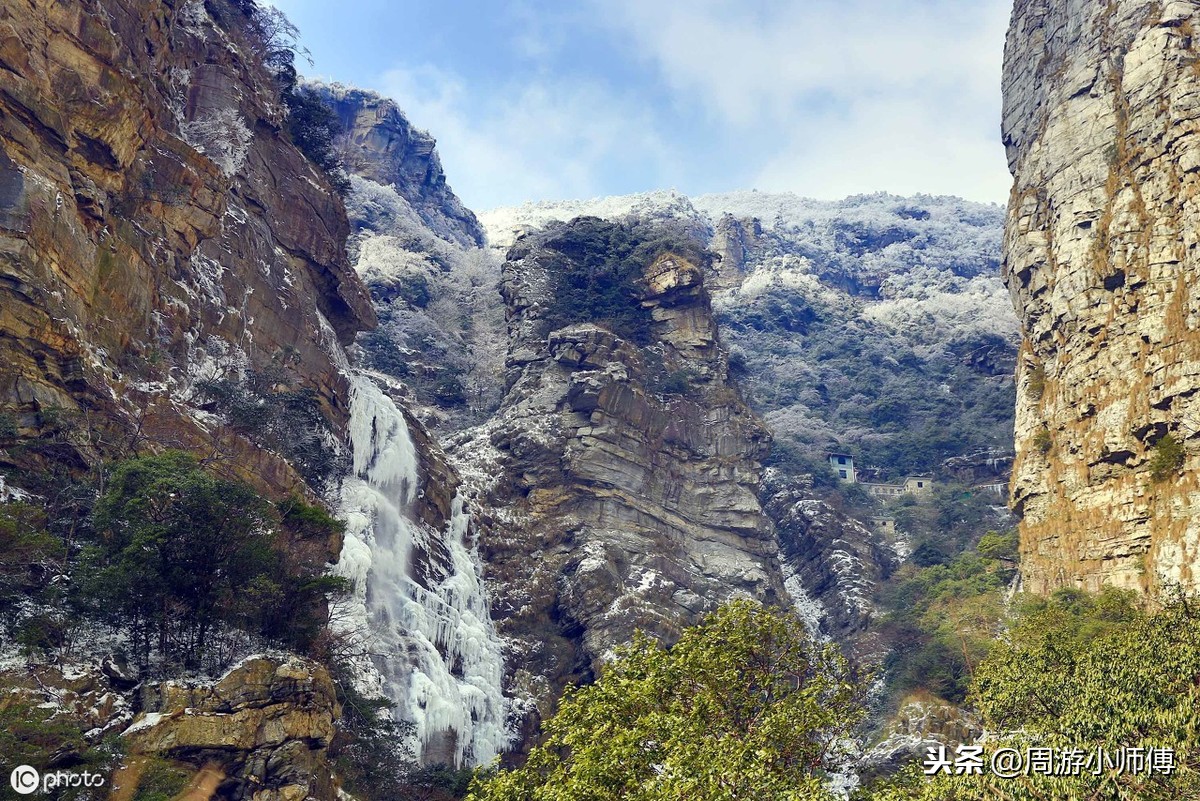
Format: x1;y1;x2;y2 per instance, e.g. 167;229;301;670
829;452;856;482
903;476;933;496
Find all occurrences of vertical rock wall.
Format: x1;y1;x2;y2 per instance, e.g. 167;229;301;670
1003;0;1200;595
448;225;786;748
0;0;374;495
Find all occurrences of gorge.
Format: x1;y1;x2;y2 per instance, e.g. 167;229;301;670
1;0;1199;798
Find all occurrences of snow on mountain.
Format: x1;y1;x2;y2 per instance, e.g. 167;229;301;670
482;189;1017;477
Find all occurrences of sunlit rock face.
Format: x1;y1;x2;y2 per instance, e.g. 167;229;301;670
448;224;787;748
0;0;509;776
0;0;373;495
126;655;340;800
1003;0;1200;596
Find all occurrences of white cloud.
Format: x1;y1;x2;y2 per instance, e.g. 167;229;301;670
592;0;1012;202
377;64;680;210
753;93;1010;202
291;0;1014;207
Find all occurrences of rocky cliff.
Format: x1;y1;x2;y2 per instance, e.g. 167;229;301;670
447;221;786;743
0;1;424;796
0;0;373;497
761;469;894;655
317;83;484;249
481;192;1013;663
1003;0;1200;595
1;654;340;801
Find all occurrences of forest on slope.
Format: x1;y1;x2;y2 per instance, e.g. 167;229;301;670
3;0;1199;799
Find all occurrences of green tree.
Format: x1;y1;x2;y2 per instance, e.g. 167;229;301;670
285;86;349;192
468;600;861;801
329;666;419;801
865;590;1200;801
83;452;276;668
1148;434;1185;482
541;218;654;345
876;547;1013;703
79;452;349;670
0;502;66;651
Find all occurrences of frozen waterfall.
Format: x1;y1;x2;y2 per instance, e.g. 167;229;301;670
334;373;508;766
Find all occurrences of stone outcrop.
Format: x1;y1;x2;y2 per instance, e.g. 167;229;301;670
125;655;339;801
708;213;757;291
317;84;485;248
761;469;896;658
0;654;338;801
1003;0;1200;595
859;694;981;783
0;0;374;496
448;224;786;745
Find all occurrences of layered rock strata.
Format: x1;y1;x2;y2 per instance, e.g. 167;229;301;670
448;226;786;743
1;655;339;801
0;0;373;496
761;469;895;657
1003;0;1200;594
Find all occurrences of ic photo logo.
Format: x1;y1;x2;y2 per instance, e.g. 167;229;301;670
10;765;39;795
8;765;106;795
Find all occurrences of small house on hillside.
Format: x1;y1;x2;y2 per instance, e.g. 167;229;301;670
829;452;856;483
861;475;936;498
871;516;897;534
903;476;933;496
861;482;905;498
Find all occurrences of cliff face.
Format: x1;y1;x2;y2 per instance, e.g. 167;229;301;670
1003;0;1200;595
2;655;340;801
0;1;390;795
481;192;1012;655
761;469;894;656
319;84;485;249
0;0;373;496
125;655;340;801
449;223;785;740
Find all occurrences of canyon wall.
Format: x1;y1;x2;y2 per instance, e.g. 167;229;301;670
1003;0;1200;595
0;0;503;790
0;0;375;496
448;222;787;744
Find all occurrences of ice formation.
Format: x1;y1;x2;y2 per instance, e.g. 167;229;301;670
335;373;507;766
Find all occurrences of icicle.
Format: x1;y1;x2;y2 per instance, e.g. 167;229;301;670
333;373;508;766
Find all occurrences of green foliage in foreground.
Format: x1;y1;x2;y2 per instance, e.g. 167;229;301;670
864;590;1200;801
877;536;1014;703
468;600;861;801
76;452;347;672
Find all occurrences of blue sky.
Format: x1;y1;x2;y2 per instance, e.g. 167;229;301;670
267;0;1013;212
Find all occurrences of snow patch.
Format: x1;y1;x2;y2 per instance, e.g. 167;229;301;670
181;109;252;177
122;712;165;736
0;476;32;503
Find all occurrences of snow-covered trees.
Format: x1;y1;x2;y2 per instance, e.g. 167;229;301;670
59;453;347;672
